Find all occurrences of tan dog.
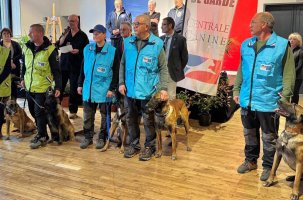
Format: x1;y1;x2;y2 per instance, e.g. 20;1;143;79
101;96;127;153
5;99;36;139
264;100;303;200
45;87;75;144
146;92;191;160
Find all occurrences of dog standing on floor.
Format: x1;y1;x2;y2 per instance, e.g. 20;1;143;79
5;99;36;139
45;86;75;144
101;94;127;153
264;100;303;200
146;92;191;160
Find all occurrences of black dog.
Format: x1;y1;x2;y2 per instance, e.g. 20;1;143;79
45;86;75;144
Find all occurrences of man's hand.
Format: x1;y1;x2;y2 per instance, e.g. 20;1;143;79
11;60;16;69
70;49;79;54
106;90;113;97
77;87;82;95
20;80;25;89
151;18;159;24
113;29;120;35
233;96;239;104
55;90;60;97
160;90;169;101
119;85;126;96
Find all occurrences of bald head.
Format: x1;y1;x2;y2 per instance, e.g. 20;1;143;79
68;14;79;30
136;14;151;28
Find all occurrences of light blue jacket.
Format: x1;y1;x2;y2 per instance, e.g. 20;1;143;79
82;42;116;103
124;34;163;100
240;32;288;112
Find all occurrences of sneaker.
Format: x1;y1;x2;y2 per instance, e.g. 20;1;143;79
80;138;93;149
139;147;155;161
260;168;271;181
29;136;47;149
30;134;49;143
237;161;257;174
95;139;105;149
69;113;78;119
124;146;139;158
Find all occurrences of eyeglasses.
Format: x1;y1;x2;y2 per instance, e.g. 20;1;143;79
133;22;145;27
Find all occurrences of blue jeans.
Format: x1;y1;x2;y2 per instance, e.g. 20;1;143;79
125;97;156;150
83;101;111;140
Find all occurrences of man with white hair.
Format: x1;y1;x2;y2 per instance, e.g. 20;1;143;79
106;0;132;59
168;0;190;34
144;0;160;36
233;12;295;181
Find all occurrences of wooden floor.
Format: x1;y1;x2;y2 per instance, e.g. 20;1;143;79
0;99;302;200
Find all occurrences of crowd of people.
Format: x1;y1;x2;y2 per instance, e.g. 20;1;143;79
0;1;302;182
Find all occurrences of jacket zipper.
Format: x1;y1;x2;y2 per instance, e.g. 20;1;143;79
248;44;267;108
89;57;97;101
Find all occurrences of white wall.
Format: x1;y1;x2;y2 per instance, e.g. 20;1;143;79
15;0;174;38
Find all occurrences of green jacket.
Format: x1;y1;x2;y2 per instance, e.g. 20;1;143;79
24;40;56;93
0;46;11;97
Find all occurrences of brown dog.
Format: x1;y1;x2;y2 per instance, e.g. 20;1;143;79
5;99;36;139
101;96;127;153
146;92;191;160
45;87;75;144
264;100;303;200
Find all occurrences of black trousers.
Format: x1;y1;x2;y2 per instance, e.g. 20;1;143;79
291;79;303;104
0;97;9;134
83;101;111;140
241;108;279;169
27;92;47;137
60;70;82;114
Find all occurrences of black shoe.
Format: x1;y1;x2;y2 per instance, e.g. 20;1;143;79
95;139;105;149
139;147;155;161
29;136;47;149
80;138;93;149
286;175;303;182
30;134;49;143
124;146;139;158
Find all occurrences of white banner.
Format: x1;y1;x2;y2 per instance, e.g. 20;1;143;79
178;0;238;96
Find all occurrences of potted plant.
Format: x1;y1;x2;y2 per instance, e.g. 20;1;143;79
192;93;215;126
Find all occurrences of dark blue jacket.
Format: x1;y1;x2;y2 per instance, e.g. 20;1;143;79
106;8;132;39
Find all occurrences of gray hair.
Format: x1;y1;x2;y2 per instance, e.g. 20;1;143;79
258;12;275;30
148;0;156;6
289;32;303;47
120;21;132;30
136;14;151;28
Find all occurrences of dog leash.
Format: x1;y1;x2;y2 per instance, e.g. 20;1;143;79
21;88;45;110
106;102;111;140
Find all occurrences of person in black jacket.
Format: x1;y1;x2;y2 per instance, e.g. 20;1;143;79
106;0;132;59
289;32;303;104
1;28;23;100
160;17;188;99
56;14;89;119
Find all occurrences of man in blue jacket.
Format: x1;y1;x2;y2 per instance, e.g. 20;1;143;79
119;14;169;161
77;24;119;149
106;0;132;60
233;12;295;181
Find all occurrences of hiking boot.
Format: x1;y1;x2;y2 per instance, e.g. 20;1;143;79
237;161;257;174
139;147;155;161
260;168;271;181
95;139;105;149
30;134;49;143
80;138;93;149
29;136;47;149
69;113;78;119
124;146;140;158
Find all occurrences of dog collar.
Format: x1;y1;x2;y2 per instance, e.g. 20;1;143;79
281;130;296;146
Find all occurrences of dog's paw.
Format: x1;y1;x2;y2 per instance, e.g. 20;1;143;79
263;180;274;187
171;155;177;160
290;194;299;200
155;153;162;158
100;147;107;152
187;147;192;151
